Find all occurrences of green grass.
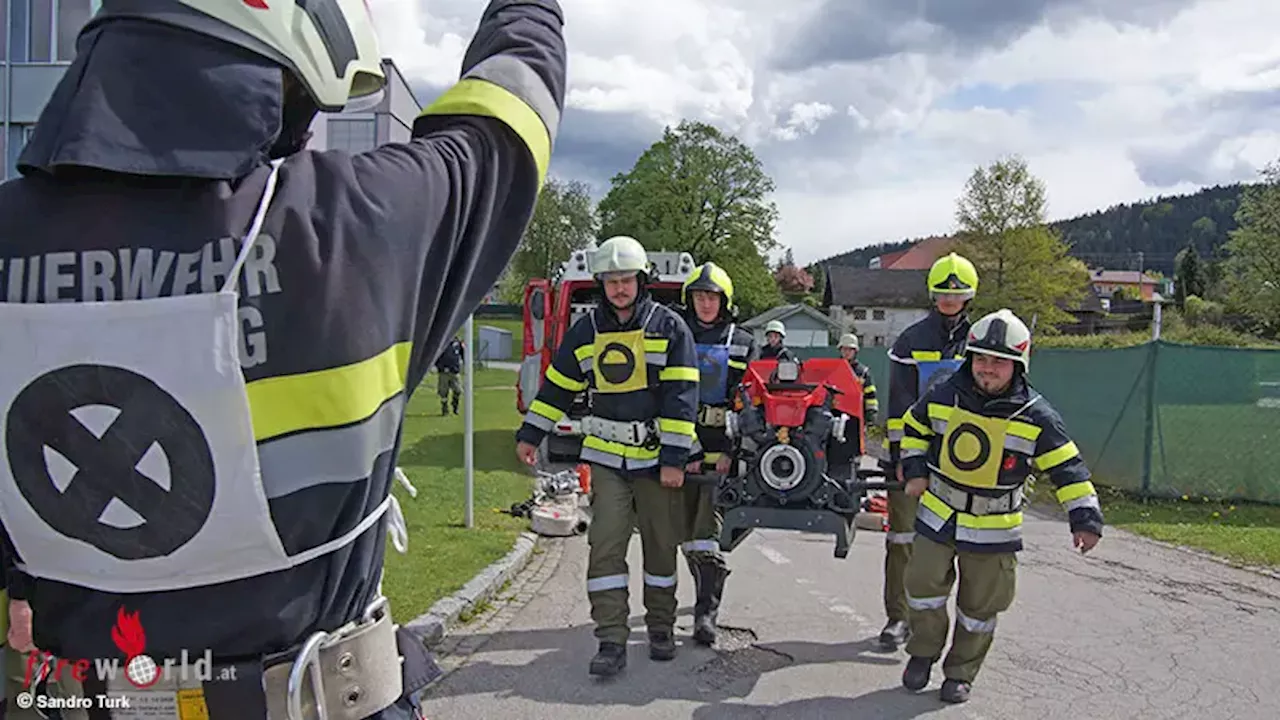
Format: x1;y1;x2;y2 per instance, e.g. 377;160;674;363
380;368;536;623
1032;483;1280;568
455;317;524;360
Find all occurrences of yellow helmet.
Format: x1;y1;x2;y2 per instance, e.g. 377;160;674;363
927;253;979;300
682;262;735;312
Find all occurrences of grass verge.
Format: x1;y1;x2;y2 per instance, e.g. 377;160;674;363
380;368;536;623
1031;482;1280;569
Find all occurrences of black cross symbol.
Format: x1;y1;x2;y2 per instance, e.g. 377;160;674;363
6;365;216;560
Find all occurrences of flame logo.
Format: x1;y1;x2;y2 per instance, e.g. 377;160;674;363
111;608;147;658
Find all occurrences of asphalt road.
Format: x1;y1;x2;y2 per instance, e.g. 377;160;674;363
420;498;1278;720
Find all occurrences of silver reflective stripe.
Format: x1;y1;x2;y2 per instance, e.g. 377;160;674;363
646;352;667;366
462;54;560;143
660;431;693;448
906;593;949;611
626;456;659;470
888;350;914;365
587;574;628;592
260;396;404;499
644;573;677;588
956;608;997;633
955;525;1021;545
522;408;555;432
581;446;624;468
901;447;926;458
931;419;948;433
1064;494;1101;512
1004;435;1035;455
579;357;593;375
729;344;750;356
886;531;916;545
682;540;719;553
888;428;905;441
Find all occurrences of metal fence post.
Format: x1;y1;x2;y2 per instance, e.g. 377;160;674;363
1140;340;1158;496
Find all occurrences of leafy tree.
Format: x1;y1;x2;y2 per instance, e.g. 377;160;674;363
498;177;598;303
1174;243;1206;310
1223;160;1280;333
596;120;781;315
774;262;814;298
951;155;1089;331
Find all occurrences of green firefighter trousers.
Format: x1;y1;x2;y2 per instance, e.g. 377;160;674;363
883;489;918;622
680;458;726;570
904;535;1017;684
586;464;685;645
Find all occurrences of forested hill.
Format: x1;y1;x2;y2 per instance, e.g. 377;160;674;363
819;183;1249;275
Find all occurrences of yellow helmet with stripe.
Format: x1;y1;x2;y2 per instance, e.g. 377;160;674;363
682;262;736;313
927;253;979;300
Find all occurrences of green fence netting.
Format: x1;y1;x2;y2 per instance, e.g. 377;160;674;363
793;341;1280;504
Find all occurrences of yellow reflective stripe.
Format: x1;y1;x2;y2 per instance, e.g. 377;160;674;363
912;350;942;361
926;403;953;420
247;342;410;442
903;412;931;436
644;338;669;353
957;510;1023;530
530;400;563;422
901;437;930;451
546;366;586;391
920;491;954;521
1055;480;1097;504
728;359;747;370
574;344;593;362
704;451;723;462
583;435;660;459
420;78;551;184
887;418;905;431
1007;421;1041;441
660;366;699;382
659;418;696;437
1034;441;1080;471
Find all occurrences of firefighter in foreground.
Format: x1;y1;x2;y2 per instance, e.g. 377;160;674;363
0;1;565;718
516;236;700;677
678;263;757;646
879;253;979;650
826;333;878;483
758;320;798;361
897;309;1103;703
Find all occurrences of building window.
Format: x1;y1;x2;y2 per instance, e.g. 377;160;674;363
327;118;376;153
852;309;867;320
58;0;94;61
872;309;885;320
874;336;885;346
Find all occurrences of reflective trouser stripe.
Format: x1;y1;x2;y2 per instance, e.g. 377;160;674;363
644;573;677;588
587;574;628;593
906;593;949;611
886;531;916;545
956;608;997;633
682;540;719;553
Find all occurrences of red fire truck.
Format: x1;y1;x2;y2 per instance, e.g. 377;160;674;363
516;244;698;466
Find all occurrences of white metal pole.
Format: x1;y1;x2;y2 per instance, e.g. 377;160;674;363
465;314;475;528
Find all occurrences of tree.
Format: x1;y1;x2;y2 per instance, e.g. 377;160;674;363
951;155;1089;331
774;263;814;297
596;120;781;315
1174;243;1206;310
498;177;598;303
1223;159;1280;333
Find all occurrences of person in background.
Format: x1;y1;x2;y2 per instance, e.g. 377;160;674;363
758;320;797;362
435;337;466;415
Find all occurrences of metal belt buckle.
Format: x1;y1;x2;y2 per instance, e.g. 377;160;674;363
286;596;389;720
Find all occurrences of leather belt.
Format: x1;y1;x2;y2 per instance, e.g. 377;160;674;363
698;405;727;427
928;475;1023;516
582;416;656;447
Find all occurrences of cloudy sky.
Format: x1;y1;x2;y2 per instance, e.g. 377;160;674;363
369;0;1280;265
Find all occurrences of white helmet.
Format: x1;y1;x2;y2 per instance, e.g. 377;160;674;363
966;309;1032;371
591;236;651;279
764;320;786;337
838;333;859;350
94;0;387;112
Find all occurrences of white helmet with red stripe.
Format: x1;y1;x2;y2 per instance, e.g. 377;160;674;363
966;309;1031;371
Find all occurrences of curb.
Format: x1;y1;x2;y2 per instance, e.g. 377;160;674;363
403;530;543;648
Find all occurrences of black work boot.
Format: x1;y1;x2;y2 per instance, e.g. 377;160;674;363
901;655;935;691
648;627;676;661
588;642;627;677
693;562;730;646
940;678;971;703
878;619;910;650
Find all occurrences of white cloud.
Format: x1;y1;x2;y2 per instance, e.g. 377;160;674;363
367;0;1280;265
